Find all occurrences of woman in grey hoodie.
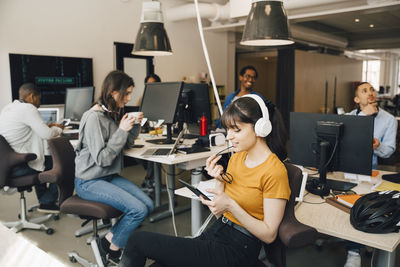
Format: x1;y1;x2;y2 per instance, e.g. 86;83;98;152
74;70;154;264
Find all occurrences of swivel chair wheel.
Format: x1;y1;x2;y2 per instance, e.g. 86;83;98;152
53;214;60;220
69;256;77;263
46;228;54;235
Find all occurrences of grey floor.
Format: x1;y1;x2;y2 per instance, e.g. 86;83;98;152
0;163;399;267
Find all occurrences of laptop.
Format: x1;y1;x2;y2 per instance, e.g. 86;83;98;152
141;130;184;157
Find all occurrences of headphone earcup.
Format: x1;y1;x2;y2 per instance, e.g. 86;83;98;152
254;118;272;137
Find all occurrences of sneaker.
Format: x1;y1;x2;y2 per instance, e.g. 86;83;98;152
99;237;121;265
344;250;361;267
108;249;122;265
37;203;60;214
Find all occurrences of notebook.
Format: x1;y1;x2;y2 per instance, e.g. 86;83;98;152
141;130;184;157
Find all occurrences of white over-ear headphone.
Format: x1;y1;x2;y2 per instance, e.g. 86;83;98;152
240;94;272;137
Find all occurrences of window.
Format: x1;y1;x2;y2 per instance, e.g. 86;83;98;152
362;60;380;90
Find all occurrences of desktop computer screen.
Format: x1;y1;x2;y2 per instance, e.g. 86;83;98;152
140;82;183;144
64;86;94;121
180;83;211;125
289;112;374;196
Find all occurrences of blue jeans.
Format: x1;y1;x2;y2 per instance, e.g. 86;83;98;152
74;175;154;248
10;156;58;205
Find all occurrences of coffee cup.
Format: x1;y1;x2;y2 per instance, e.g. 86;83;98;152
128;112;142;124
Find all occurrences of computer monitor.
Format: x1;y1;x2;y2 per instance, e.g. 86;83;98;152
176;83;212;136
289;112;374;196
64;86;94;121
38;108;59;124
140;82;183;144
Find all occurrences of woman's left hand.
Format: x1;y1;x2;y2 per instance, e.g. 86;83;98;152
200;188;232;217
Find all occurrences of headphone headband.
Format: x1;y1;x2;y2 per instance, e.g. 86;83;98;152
240;94;272;137
241;94;269;121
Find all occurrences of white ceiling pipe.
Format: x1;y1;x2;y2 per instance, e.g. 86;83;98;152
291;24;348;48
165;2;230;22
283;0;366;10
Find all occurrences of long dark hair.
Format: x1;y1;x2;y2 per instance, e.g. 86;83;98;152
221;97;288;161
98;70;134;121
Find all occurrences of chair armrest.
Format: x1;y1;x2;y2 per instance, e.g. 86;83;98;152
39;169;59;184
10;152;37;167
278;214;318;248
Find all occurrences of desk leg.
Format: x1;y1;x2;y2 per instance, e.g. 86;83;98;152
153;162;161;208
191;167;203;236
149;165;190;223
376;249;396;267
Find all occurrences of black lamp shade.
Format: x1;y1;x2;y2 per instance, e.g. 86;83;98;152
132;22;172;56
241;0;294;46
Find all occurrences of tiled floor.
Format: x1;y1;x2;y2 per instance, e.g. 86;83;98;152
0;163;399;267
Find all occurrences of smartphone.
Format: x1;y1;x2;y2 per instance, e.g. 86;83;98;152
179;179;211;201
382;173;400;184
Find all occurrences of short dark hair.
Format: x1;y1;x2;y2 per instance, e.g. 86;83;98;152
19;83;41;101
239;65;258;79
144;73;161;83
354;82;371;96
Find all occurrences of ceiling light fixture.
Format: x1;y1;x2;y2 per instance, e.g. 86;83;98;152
240;0;294;46
369;24;374;28
354;18;360;22
132;1;172;56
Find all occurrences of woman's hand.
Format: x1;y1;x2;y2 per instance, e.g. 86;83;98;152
204;154;224;182
135;112;144;124
119;113;135;132
200;188;233;217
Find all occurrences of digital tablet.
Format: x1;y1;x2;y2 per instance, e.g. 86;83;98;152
179;179;211;201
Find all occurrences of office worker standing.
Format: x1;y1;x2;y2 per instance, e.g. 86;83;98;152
74;70;154;264
120;95;290;267
0;83;62;212
215;65;264;128
344;82;397;267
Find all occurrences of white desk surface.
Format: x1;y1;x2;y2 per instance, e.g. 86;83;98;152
295;171;400;252
0;224;66;267
123;135;230;167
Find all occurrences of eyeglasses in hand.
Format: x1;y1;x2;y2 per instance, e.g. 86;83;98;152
216;146;234;184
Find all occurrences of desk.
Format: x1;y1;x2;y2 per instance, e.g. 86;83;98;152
295;171;400;267
124;135;228;224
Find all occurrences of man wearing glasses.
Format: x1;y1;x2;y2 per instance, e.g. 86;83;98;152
215;65;264;128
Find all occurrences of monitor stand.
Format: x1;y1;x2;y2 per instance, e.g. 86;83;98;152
306;141;357;197
146;123;175;145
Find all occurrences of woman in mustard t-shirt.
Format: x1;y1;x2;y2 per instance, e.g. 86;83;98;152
120;94;290;267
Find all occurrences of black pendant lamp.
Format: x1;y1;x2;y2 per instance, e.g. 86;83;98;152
241;0;294;46
132;1;172;56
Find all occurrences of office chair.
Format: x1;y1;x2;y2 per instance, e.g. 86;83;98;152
255;163;318;267
0;135;54;234
39;136;122;267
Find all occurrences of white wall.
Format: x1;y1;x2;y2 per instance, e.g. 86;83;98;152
0;0;229;110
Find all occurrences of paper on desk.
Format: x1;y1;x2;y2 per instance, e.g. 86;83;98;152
195;180;216;200
344;173;371;182
371;180;400;192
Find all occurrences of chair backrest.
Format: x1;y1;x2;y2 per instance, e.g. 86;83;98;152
263;163;318;267
0;135;37;188
40;137;75;205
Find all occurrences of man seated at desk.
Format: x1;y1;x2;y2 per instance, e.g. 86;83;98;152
344;82;398;267
0;83;63;213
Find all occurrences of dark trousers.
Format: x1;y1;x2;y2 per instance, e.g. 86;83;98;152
10;156;58;205
120;217;262;267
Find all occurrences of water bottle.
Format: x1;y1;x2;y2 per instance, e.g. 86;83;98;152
199;114;207;136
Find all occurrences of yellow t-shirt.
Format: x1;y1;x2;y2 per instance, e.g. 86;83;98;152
223;151;290;227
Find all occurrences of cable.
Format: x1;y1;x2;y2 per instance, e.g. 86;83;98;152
160;165;186;177
193;0;223;116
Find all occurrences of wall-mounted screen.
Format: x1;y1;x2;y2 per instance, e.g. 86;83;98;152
9;53;93;105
